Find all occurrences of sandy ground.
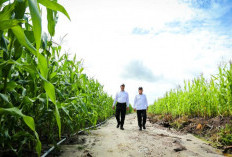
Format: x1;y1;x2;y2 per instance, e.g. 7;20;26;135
60;113;223;157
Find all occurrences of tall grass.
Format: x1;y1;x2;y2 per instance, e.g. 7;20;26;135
149;62;232;118
0;0;114;156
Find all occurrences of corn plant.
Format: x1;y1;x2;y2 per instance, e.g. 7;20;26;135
0;0;114;156
148;62;232;118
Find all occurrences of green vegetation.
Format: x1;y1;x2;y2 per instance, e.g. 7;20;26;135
0;0;114;156
149;62;232;118
219;123;232;146
148;62;232;148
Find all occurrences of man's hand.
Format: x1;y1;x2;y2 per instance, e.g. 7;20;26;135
126;107;129;111
134;108;136;112
112;106;115;110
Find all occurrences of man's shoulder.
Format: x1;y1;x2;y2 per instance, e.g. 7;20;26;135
117;91;128;94
121;91;128;95
135;94;140;98
138;94;147;98
117;91;128;95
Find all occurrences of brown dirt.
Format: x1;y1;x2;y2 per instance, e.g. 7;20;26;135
148;113;232;154
59;113;223;157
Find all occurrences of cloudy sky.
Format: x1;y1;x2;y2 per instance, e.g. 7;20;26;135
45;0;232;105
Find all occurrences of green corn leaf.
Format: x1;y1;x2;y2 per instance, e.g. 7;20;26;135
0;107;41;156
0;19;24;30
38;72;61;139
0;60;37;78
35;132;41;156
11;25;37;56
0;60;20;70
28;0;42;51
0;107;34;131
47;8;56;36
14;0;27;19
43;80;56;104
55;105;61;138
38;0;70;20
38;73;60;138
25;30;35;43
13;39;23;60
23;116;35;131
22;65;37;78
0;93;13;107
37;53;48;79
61;106;72;120
0;2;16;21
41;33;48;49
50;72;57;79
38;71;56;104
6;81;18;91
0;107;22;116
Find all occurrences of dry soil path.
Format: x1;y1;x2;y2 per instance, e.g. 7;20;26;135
60;113;223;157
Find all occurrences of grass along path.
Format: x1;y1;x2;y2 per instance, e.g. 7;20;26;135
60;113;222;157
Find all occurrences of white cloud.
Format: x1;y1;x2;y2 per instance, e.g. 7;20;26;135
43;0;232;105
121;60;163;82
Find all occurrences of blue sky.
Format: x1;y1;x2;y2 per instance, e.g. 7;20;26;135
47;0;232;104
132;0;232;37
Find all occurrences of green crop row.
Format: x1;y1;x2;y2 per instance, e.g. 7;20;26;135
0;0;114;156
149;62;232;118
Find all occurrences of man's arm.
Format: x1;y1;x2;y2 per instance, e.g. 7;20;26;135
145;95;148;110
112;93;118;109
126;93;129;108
133;95;137;112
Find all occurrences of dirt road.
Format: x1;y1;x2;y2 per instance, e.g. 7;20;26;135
60;113;223;157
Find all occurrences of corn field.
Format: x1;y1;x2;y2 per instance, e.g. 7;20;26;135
149;62;232;118
0;0;114;156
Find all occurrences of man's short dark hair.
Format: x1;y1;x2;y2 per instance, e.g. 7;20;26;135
138;87;143;90
121;84;125;87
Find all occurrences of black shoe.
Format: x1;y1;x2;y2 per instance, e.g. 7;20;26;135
116;124;120;128
143;125;146;130
139;127;142;131
120;126;124;130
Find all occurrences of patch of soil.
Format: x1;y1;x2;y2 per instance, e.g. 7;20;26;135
148;113;232;153
62;134;87;145
39;133;89;157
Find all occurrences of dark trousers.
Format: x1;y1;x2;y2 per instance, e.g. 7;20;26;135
115;102;126;127
137;109;147;127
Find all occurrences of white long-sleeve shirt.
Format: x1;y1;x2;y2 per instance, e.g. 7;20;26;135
134;94;148;110
113;91;129;107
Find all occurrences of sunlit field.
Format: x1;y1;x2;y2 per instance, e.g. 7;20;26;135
149;62;232;117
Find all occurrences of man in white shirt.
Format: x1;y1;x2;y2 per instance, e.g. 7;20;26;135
112;84;129;130
134;87;148;131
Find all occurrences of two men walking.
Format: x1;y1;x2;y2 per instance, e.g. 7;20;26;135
112;84;148;131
